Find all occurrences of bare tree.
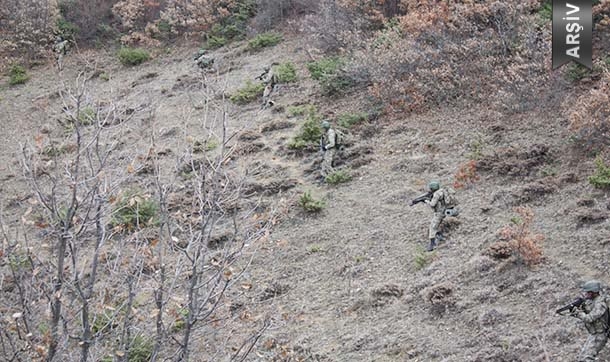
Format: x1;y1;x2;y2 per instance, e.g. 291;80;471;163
18;72;138;361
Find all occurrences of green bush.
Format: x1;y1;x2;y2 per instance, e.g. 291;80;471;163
287;138;309;150
248;32;283;51
288;108;323;150
230;81;265;104
287;104;315;117
111;190;159;231
79;107;96;125
414;246;434;270
117;48;151;66
298;191;325;213
338;112;368;128
8;65;29;85
564;63;589;82
128;335;153;362
589;157;610;189
320;74;353;96
325;170;352;185
274;62;297;83
56;17;79;38
307;57;343;80
205;35;227;49
537;0;552;21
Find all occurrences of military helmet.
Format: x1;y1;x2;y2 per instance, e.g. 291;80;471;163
428;180;440;191
582;280;602;293
321;121;331;129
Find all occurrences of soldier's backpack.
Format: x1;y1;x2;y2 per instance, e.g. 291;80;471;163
442;187;459;208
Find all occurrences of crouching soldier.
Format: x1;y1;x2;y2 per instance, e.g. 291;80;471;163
570;280;609;361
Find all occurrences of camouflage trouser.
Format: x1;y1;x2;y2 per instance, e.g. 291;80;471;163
56;53;64;71
262;84;274;108
429;211;446;239
321;148;336;178
578;333;608;361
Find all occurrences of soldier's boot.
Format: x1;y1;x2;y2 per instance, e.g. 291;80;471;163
426;238;437;252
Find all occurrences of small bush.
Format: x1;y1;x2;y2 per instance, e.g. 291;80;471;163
117;48;151;66
287;104;315;117
56;17;79;38
287;138;309;150
8;65;29;86
496;206;544;267
325;170;352;185
288;107;323;150
537;0;552;21
193;138;219;153
414;247;434;270
274;62;297;83
230;81;265;104
128;335;153;362
588;157;610;189
320;74;353;96
111;190;159;231
564;63;590;82
205;35;227;49
79;107;96;125
307;57;343;80
248;32;283;51
298;191;325;213
308;245;323;253
453;160;479;189
338;112;368;128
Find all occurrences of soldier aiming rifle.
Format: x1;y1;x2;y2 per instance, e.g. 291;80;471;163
557;280;610;361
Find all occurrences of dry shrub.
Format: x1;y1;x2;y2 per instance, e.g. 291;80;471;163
453;160;479;189
565;71;610;154
0;0;58;67
496;206;544;266
337;0;548;115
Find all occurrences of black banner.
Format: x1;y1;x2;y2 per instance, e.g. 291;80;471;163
552;0;592;69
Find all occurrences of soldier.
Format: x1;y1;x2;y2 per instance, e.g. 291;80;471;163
320;120;337;179
194;50;214;70
571;280;609;361
258;64;278;109
423;181;459;251
53;36;69;71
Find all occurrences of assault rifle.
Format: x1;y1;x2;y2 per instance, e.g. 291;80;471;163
556;297;585;315
319;136;326;153
410;191;433;206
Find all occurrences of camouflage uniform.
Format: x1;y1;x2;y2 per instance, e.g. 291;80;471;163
575;294;609;361
193;49;214;70
427;188;447;240
320;126;336;178
195;54;214;69
260;67;277;109
53;37;68;71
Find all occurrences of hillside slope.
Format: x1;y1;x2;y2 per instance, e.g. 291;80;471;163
1;34;609;362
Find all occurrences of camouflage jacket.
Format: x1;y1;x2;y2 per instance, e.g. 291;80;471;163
428;188;447;213
576;294;609;334
323;128;336;150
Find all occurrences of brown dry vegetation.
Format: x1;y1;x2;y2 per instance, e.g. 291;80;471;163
2;0;610;361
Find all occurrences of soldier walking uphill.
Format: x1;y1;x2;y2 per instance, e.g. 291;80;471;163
558;280;609;361
319;120;337;179
258;64;278;109
411;181;459;251
53;36;69;71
